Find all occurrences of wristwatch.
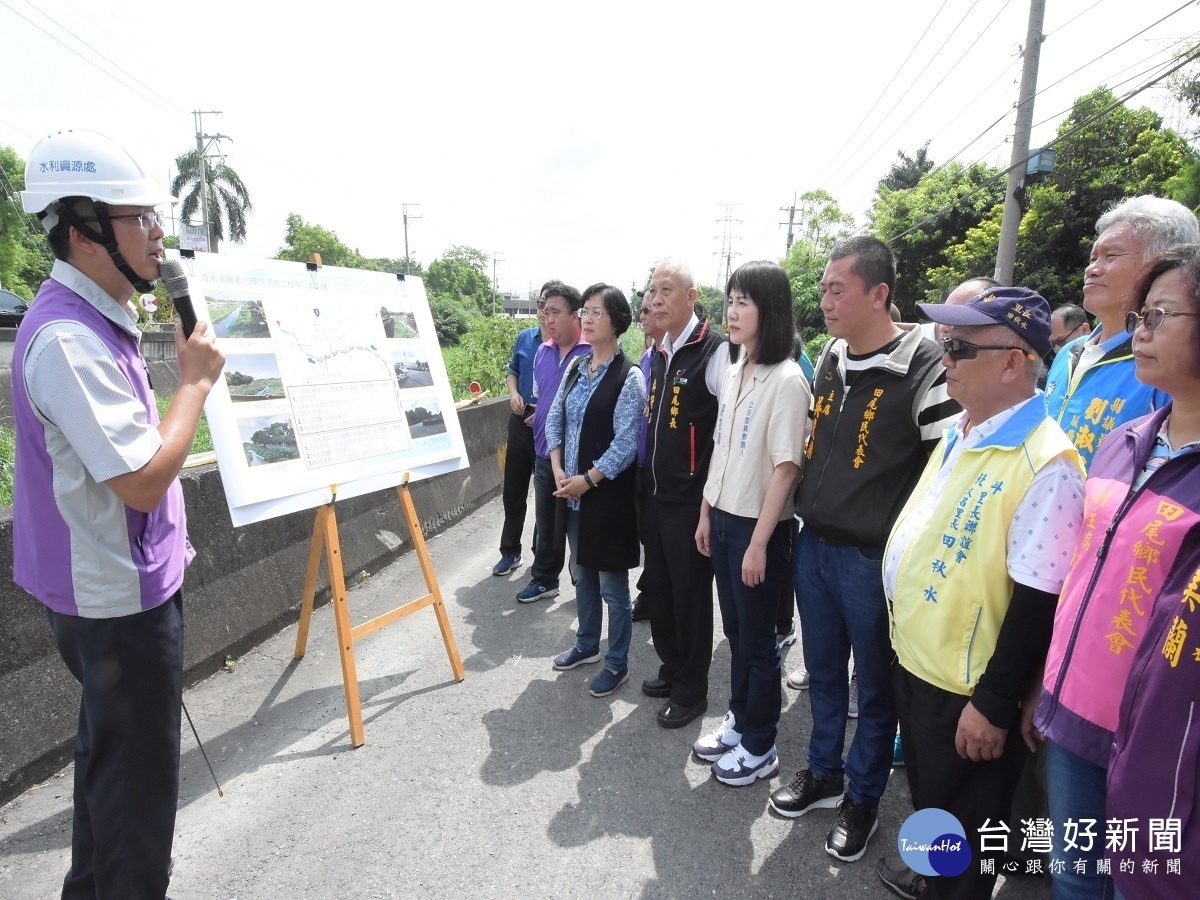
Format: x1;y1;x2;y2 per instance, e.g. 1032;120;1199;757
583;471;598;490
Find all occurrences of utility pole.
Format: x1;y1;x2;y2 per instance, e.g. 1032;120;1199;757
994;0;1046;286
401;202;422;274
492;252;504;316
714;204;742;322
192;110;229;254
781;193;797;253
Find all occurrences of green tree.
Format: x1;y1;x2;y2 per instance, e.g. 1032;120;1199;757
441;315;525;398
794;189;855;256
0;146;53;300
1014;87;1198;306
425;245;493;315
782;240;827;341
171;149;253;252
881;142;935;192
429;292;472;345
275;212;359;267
870;159;1005;318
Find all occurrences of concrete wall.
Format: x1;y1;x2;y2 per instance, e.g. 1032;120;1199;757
0;396;510;803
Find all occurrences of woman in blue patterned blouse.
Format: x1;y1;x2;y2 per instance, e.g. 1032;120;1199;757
546;283;647;698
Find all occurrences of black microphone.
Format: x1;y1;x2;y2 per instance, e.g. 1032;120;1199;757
158;259;198;338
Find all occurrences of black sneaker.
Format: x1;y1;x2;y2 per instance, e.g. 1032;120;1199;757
826;796;879;862
768;767;844;818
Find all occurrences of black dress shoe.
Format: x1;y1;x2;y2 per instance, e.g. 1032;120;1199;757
631;594;650;622
641;676;672;697
656;698;708;728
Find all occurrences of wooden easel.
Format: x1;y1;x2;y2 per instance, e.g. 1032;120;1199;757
293;481;465;747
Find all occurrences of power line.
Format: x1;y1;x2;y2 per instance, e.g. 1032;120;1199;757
886;44;1200;245
826;0;1015;197
1029;0;1197;103
818;0;988;192
808;0;955;188
1043;0;1108;38
0;0;188;124
16;0;188;119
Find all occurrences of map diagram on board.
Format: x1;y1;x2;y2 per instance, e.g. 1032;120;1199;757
264;291;410;469
170;253;467;526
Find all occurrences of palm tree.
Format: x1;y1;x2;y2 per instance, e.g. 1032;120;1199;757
171;149;253;252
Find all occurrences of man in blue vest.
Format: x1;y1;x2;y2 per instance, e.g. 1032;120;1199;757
1044;196;1197;468
14;130;225;899
878;288;1084;900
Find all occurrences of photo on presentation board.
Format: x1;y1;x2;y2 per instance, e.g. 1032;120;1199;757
235;413;301;467
380;304;420;340
389;343;434;389
205;293;271;339
223;352;285;403
403;395;446;438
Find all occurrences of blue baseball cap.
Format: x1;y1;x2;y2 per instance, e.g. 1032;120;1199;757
918;286;1052;357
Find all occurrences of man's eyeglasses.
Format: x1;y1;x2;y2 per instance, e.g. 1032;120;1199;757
536;299;547;310
941;337;1037;362
1049;322;1085;350
90;210;164;230
578;308;607;321
1126;308;1200;333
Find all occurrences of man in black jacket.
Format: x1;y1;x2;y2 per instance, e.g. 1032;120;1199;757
640;257;729;728
768;236;960;864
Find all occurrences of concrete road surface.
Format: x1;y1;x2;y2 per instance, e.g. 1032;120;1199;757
0;497;1050;899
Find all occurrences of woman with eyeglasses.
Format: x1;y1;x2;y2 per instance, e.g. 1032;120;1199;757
1031;244;1200;900
545;283;646;698
692;260;810;785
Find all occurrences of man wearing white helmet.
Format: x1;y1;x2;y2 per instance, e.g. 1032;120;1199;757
13;130;224;900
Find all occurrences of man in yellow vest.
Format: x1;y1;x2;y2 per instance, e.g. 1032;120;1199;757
877;287;1085;900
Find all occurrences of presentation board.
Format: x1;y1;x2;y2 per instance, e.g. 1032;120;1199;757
166;252;468;526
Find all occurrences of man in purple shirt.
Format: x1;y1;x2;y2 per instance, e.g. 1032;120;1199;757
516;282;589;603
15;130;225;899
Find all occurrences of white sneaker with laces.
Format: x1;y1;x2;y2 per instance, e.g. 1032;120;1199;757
692;711;741;762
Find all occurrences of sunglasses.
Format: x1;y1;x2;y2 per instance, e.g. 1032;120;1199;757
1126;308;1200;333
1049;322;1084;351
941;337;1037;362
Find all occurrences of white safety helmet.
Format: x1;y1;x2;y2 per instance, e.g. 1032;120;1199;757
20;130;176;293
20;129;176;232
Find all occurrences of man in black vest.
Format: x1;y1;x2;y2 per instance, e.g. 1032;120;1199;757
640;257;730;728
768;236;959;864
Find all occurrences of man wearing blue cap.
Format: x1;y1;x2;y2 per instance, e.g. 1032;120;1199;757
877;287;1085;900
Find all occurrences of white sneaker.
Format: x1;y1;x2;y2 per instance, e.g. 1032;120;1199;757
786;667;810;690
712;744;780;786
692;711;741;762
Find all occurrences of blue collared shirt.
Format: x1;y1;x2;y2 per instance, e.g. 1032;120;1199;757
546;351;646;510
506;325;542;405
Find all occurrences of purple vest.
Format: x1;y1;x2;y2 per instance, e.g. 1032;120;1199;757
11;278;191;617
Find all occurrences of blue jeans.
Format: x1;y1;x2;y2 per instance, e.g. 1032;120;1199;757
711;509;787;756
566;509;632;672
794;527;896;806
1046;740;1115;900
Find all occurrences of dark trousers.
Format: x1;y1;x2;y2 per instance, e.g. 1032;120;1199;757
48;592;184;900
499;412;536;556
894;664;1028;900
711;510;788;755
643;496;713;707
774;518;799;636
529;455;566;587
